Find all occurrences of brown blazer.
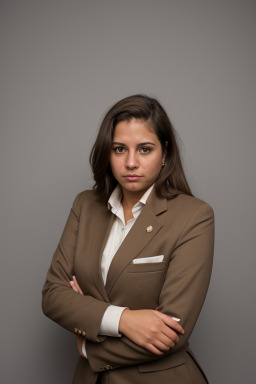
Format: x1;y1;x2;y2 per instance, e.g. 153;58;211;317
42;187;214;384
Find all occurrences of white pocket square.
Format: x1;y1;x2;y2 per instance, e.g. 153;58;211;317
132;255;164;264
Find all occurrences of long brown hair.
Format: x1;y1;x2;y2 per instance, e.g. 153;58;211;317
90;94;193;202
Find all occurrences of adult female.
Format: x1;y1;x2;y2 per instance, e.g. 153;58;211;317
42;94;214;384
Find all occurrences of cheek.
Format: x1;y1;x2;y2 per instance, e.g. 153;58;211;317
142;158;162;182
143;156;162;173
109;157;122;175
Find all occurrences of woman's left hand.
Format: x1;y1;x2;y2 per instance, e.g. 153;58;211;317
69;276;84;357
69;276;84;295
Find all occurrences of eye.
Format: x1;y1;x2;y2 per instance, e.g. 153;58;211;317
139;146;151;154
113;146;125;153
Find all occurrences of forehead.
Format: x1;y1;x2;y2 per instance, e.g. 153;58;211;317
113;119;157;141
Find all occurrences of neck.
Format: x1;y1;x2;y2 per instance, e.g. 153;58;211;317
121;190;143;225
121;188;148;211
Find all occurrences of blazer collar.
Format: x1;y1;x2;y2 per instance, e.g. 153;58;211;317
108;184;155;212
146;187;168;216
89;187;168;300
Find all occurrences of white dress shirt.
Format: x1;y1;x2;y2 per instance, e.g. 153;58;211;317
82;184;154;357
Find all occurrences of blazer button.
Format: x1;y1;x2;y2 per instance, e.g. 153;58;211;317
105;364;112;371
82;331;86;336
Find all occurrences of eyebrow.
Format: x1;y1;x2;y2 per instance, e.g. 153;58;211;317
112;142;156;146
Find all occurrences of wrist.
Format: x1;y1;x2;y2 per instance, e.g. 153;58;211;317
118;308;130;334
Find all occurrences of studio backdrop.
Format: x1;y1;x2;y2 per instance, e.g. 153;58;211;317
1;1;255;383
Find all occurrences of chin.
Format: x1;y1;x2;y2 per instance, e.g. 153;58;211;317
124;184;148;193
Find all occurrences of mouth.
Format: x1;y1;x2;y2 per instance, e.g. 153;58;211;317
124;174;142;181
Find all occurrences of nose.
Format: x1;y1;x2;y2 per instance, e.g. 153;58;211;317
126;150;139;169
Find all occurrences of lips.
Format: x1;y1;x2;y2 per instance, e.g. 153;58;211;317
124;175;142;181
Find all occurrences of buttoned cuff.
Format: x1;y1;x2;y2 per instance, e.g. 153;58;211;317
99;305;127;337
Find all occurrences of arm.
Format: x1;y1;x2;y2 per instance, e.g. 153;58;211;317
70;277;183;358
86;202;215;371
69;276;127;357
43;192;181;355
42;193;110;343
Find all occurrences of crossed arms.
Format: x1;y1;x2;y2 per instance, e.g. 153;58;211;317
42;193;214;372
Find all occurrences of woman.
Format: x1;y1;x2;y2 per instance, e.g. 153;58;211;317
42;94;214;384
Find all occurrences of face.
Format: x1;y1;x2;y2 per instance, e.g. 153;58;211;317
110;119;166;200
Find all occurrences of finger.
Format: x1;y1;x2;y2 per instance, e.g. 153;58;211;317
73;276;84;295
72;276;79;291
153;339;174;351
170;319;184;334
72;280;80;294
155;332;177;348
70;281;79;293
161;326;180;344
169;317;184;332
155;312;184;334
151;328;178;350
145;343;164;356
70;281;78;292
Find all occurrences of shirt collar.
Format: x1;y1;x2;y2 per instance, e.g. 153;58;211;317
108;184;155;212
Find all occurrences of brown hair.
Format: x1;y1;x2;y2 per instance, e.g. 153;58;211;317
89;94;193;202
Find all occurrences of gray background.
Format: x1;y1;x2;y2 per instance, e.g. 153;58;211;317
1;0;255;383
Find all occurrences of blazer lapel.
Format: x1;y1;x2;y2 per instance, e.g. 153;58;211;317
105;191;167;296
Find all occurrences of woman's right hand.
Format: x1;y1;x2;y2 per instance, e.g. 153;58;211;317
119;308;185;355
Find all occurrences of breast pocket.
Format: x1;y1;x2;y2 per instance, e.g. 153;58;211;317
127;261;167;309
127;261;166;273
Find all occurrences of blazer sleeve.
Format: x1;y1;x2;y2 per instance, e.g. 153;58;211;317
85;202;215;372
42;192;110;343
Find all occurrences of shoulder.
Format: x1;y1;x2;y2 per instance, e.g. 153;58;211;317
75;189;99;204
169;193;214;213
158;194;215;247
165;193;214;226
71;189;107;215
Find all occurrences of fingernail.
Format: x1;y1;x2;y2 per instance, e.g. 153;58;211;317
172;317;180;322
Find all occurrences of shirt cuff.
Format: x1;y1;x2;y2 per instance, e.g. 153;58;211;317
99;305;127;337
82;338;87;358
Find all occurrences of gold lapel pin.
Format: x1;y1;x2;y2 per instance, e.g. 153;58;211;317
146;225;153;233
